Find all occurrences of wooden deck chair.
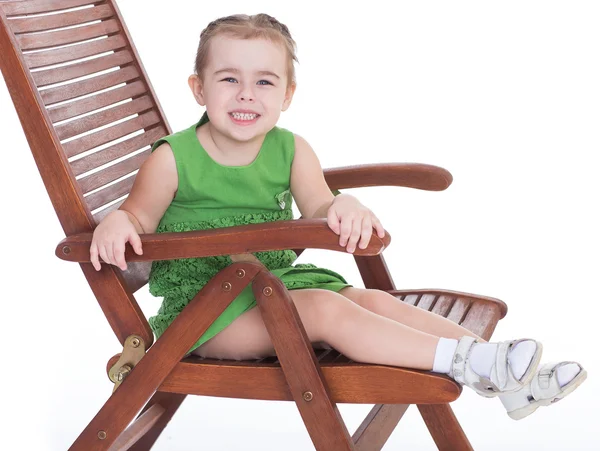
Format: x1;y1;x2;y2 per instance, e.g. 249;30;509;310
0;1;508;449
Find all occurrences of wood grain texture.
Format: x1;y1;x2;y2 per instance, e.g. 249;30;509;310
253;270;354;450
25;34;126;69
418;404;474;451
33;49;133;87
107;404;165;451
47;79;145;122
127;393;187;451
70;262;262;451
154;358;460;404
17;18;119;51
55;219;391;263
1;0;100;16
0;1;171;345
323;163;453;192
353;404;410;451
41;64;139;105
8;3;113;34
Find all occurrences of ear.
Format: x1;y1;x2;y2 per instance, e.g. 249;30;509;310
188;74;206;106
281;82;296;112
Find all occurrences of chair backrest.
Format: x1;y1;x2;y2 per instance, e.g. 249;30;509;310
0;0;168;346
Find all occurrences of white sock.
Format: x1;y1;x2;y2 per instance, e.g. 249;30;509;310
431;337;538;383
499;362;581;411
470;340;537;380
432;337;458;374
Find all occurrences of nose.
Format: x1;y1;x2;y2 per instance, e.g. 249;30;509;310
237;82;255;102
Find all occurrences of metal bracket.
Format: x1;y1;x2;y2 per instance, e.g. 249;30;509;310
108;335;146;392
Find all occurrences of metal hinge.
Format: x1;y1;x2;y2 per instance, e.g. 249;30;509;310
108;335;146;392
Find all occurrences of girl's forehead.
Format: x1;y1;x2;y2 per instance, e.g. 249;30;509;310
207;35;287;70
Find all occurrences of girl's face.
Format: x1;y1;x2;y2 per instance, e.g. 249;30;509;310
191;35;295;144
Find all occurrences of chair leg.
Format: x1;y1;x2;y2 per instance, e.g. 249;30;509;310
69;263;261;450
352;404;410;451
418;404;474;451
127;393;187;451
253;270;355;451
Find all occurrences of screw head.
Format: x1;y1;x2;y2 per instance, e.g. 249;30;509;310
236;269;246;278
222;282;232;291
263;286;273;296
131;338;140;348
303;391;313;402
98;430;107;440
62;246;71;254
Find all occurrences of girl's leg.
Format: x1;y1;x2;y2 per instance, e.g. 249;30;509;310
194;288;439;370
338;287;482;341
336;288;583;415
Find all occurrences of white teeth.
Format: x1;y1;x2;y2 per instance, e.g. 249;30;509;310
231;112;258;121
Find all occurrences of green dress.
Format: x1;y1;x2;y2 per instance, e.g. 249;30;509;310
148;112;351;353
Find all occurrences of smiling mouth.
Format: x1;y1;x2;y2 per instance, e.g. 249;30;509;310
229;112;260;121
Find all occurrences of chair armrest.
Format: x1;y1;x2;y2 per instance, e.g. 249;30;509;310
323;163;452;191
56;218;391;263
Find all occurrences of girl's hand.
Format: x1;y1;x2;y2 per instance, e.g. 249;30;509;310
326;194;385;253
90;210;144;271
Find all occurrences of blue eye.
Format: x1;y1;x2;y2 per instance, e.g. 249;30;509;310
258;80;273;86
222;77;237;83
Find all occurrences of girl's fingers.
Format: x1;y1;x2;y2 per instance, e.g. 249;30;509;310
327;207;340;235
372;214;386;238
339;215;353;247
98;245;110;269
129;232;144;255
113;241;127;271
90;243;100;271
346;217;362;253
358;216;373;249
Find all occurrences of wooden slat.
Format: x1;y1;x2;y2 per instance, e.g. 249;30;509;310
24;34;125;69
430;295;455;317
84;173;136;210
17;18;119;51
0;4;154;350
353;404;410;451
127;393;186;451
459;301;501;341
56;94;152;140
446;298;472;324
403;294;420;306
108;404;165;451
70;126;164;176
79;148;148;193
416;293;437;311
41;64;138;105
62;110;159;157
33;49;132;87
9;4;113;34
47;79;145;122
156;358;461;404
1;0;100;16
418;404;474;451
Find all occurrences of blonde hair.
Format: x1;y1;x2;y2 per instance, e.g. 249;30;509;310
194;13;298;88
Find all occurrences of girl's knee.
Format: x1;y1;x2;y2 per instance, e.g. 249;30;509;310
290;289;353;342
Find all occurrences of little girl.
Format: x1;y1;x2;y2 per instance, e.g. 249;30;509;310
90;13;585;420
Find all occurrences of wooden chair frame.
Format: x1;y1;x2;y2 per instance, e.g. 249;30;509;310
0;1;507;449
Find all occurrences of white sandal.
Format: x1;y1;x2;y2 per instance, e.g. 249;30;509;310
451;336;543;397
503;361;587;420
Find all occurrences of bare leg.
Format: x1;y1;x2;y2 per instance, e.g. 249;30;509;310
339;287;484;341
193;288;439;370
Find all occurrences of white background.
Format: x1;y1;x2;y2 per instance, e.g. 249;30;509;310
1;0;599;449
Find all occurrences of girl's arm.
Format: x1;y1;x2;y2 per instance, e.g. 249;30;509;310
290;134;384;253
90;142;178;270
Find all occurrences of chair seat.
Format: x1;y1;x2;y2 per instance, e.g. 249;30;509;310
119;289;506;404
